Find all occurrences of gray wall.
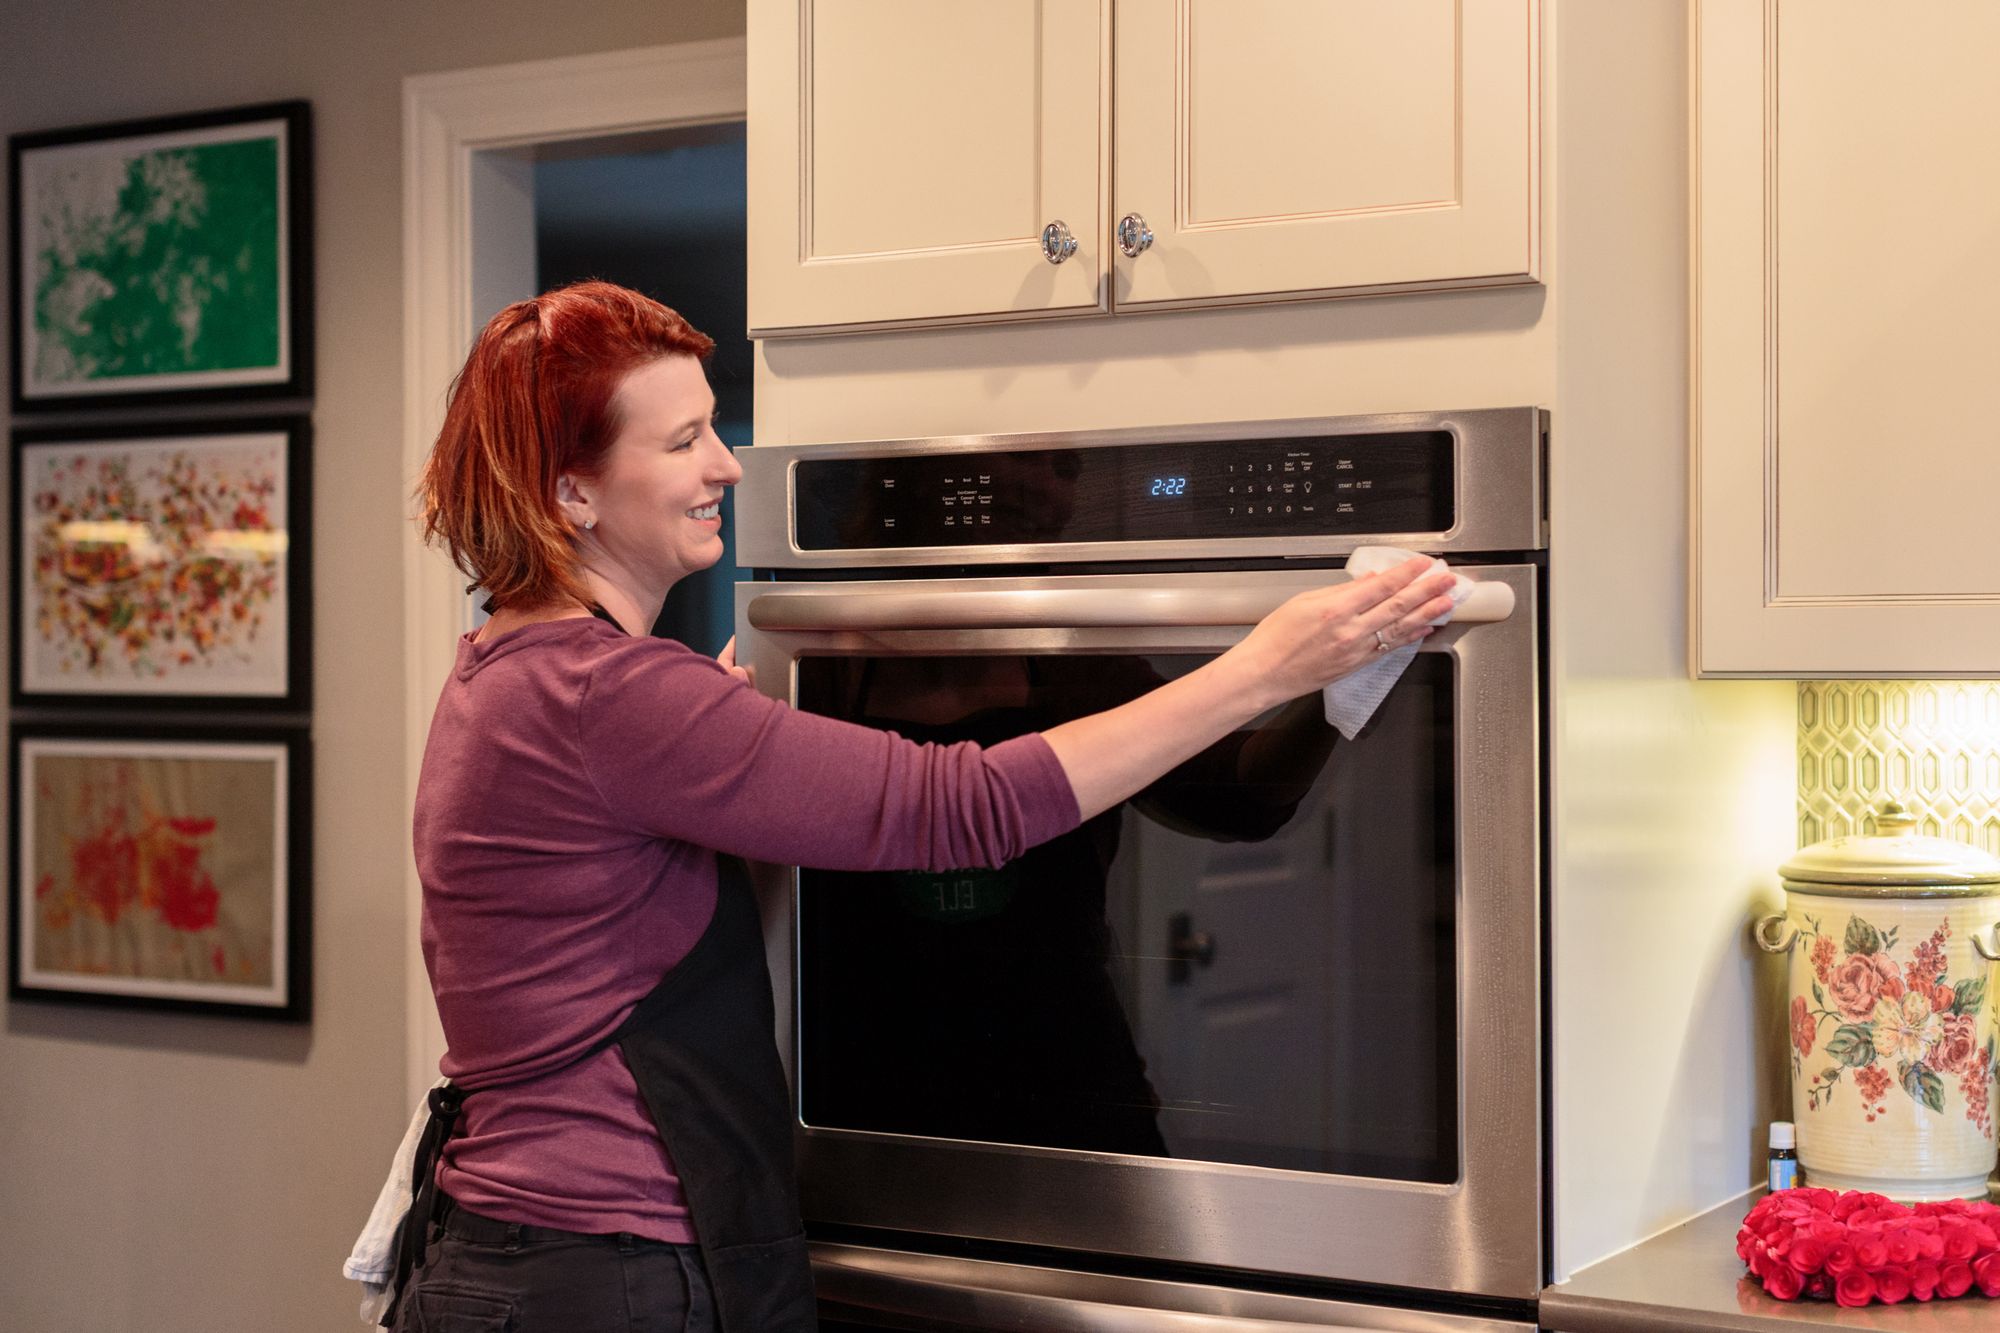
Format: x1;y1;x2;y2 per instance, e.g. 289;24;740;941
0;3;745;1329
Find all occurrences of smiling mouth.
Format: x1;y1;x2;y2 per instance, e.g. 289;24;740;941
685;502;721;520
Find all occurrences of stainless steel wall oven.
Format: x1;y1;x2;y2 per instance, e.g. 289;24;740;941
733;409;1546;1333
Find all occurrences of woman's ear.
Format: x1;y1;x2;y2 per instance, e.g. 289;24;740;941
556;474;596;533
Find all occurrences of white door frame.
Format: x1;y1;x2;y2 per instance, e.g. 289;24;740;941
401;40;747;1103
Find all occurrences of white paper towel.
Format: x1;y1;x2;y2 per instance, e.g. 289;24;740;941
1322;546;1476;740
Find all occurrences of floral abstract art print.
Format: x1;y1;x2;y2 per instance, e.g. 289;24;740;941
9;727;310;1019
8;101;311;412
12;421;308;707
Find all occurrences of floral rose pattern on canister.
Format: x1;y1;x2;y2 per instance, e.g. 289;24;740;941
23;436;286;691
1795;914;1996;1139
1828;952;1902;1022
1793;996;1819;1058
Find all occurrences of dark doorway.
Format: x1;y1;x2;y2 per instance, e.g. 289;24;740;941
535;121;749;656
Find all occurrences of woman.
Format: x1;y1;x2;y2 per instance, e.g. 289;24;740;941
398;281;1456;1333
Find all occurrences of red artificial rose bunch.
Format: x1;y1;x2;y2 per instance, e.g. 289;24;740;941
1737;1188;2000;1307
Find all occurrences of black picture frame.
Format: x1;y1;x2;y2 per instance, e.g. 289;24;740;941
8;719;312;1022
8;100;313;414
10;416;312;713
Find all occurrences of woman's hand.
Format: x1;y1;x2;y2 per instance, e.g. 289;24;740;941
717;637;755;688
1227;556;1460;710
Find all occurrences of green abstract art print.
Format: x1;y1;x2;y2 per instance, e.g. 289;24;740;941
10;102;310;411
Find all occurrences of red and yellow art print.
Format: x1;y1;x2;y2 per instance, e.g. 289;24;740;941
13;423;303;706
11;732;304;1017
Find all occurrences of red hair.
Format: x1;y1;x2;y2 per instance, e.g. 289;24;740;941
417;281;715;611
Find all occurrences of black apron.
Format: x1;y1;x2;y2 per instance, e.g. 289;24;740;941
387;608;816;1331
614;856;816;1331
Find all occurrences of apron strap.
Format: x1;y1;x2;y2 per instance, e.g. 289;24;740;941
380;1082;464;1326
381;992;639;1325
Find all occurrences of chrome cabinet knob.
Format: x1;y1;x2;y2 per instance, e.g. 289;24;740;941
1040;220;1077;265
1117;212;1154;258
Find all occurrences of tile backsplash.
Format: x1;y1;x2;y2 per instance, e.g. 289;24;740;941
1798;682;2000;853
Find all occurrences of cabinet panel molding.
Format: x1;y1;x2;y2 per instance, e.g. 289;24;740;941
1693;0;2000;677
749;0;1110;335
1112;0;1539;310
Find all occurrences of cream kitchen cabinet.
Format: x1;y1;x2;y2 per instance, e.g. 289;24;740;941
748;0;1541;337
1692;0;2000;676
746;0;1111;334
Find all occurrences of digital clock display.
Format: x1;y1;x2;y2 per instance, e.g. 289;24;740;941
1148;476;1188;497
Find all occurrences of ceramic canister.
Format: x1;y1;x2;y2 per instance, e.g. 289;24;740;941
1756;805;2000;1201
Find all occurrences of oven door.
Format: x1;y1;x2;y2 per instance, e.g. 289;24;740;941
734;565;1541;1302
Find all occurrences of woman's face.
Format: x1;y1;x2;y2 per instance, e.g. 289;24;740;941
581;354;741;593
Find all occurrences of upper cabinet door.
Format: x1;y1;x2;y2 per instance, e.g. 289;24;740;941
1694;1;2000;676
1110;0;1540;311
748;1;1109;336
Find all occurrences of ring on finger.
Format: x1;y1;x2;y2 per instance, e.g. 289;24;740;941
1373;628;1394;653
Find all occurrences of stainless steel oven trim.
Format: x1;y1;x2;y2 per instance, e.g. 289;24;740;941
735;565;1543;1301
733;407;1546;569
810;1243;1537;1333
745;581;1517;631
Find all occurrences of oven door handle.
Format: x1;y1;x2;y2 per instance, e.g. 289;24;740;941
747;582;1515;632
812;1245;1530;1333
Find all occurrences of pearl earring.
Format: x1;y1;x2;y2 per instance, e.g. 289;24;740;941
583;518;595;530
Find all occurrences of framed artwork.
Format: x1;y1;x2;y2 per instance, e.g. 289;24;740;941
8;100;312;413
8;722;311;1020
11;418;310;711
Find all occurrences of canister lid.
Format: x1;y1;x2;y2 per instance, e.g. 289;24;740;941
1781;802;2000;894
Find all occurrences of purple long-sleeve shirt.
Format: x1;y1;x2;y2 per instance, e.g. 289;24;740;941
413;617;1079;1242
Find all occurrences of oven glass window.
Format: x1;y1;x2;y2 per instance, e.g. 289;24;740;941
795;653;1458;1184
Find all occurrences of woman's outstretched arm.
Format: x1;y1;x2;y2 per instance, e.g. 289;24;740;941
1042;558;1456;821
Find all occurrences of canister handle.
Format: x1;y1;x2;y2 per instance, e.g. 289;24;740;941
1975;924;2000;963
1752;914;1799;954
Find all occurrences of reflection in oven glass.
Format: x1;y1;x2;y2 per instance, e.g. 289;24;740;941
797;654;1457;1183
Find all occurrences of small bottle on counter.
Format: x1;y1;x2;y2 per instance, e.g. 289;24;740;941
1767;1121;1799;1192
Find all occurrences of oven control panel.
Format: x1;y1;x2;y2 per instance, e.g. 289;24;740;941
792;431;1454;551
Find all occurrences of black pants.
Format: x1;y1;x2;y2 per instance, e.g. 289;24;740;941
395;1193;717;1333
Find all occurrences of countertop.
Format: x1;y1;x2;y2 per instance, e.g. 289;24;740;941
1539;1194;1997;1332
